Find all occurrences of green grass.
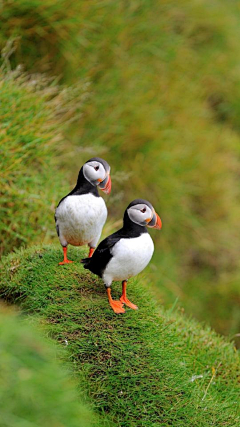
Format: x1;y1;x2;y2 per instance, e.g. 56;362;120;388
0;66;89;256
1;244;239;426
0;307;100;427
1;0;240;340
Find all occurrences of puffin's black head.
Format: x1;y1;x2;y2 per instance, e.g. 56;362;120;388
124;199;162;229
82;157;111;194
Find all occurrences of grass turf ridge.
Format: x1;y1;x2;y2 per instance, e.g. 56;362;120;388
0;244;239;426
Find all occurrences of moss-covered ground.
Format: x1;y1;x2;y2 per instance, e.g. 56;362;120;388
1;245;239;426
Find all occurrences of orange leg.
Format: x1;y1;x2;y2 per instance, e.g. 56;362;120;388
120;281;138;310
88;247;94;258
107;288;125;314
59;247;73;265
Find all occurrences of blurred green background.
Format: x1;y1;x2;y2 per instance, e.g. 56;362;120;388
1;0;240;344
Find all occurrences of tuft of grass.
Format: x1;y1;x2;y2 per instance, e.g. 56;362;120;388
1;244;239;426
0;306;101;427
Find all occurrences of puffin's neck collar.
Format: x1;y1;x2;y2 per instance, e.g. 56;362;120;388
72;168;99;197
123;211;147;234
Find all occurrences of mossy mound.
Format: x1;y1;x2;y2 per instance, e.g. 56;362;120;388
1;245;239;426
0;307;100;427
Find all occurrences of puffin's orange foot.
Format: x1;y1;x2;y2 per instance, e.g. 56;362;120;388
110;300;125;314
59;247;73;265
59;260;73;265
120;296;138;310
88;247;94;258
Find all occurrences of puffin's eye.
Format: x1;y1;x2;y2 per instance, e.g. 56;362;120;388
94;165;99;171
141;207;146;213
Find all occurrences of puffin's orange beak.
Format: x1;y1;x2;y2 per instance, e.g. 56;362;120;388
99;174;111;194
147;211;162;230
153;213;162;229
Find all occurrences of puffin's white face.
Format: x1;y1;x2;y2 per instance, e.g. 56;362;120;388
127;204;153;226
83;160;106;184
83;160;111;194
127;203;162;229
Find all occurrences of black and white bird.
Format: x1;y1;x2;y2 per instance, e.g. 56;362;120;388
55;157;111;265
82;199;162;313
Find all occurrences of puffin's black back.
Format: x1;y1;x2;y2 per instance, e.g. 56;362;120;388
82;204;148;278
81;232;120;277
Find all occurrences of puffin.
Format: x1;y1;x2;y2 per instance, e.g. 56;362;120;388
81;199;162;313
55;157;111;265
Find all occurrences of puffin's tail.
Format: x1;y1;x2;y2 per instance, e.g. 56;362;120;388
80;258;91;269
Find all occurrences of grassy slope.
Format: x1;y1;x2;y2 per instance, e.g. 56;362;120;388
0;307;99;427
1;0;240;339
1;245;239;426
0;68;88;256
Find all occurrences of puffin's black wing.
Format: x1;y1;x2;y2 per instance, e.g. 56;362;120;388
81;231;123;278
54;214;59;236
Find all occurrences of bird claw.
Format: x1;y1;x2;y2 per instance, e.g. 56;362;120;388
59;260;73;265
110;300;125;314
120;296;138;310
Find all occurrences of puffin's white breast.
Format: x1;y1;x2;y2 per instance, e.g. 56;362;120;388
103;233;154;285
55;194;107;246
